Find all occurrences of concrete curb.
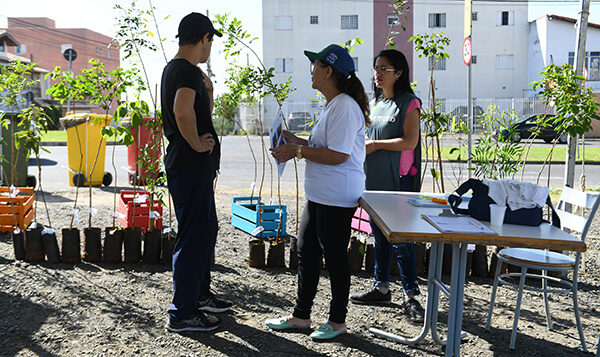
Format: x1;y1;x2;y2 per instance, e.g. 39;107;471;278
39;142;600;165
41;142;123;146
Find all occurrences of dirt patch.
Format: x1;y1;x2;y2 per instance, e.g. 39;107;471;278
1;188;599;356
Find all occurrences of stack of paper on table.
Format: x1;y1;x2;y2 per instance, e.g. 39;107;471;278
422;214;498;235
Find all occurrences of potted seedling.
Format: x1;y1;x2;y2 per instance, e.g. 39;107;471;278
101;104;134;263
0;60;41;260
46;67;92;263
15;104;58;262
77;60;127;262
216;15;295;267
139;109;164;265
113;3;174;264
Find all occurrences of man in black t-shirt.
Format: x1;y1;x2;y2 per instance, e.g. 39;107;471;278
162;12;232;333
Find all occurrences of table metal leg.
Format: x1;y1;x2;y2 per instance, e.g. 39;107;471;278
369;242;468;356
445;243;469;357
369;242;444;345
429;242;445;345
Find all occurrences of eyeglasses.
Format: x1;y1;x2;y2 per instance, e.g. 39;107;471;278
310;63;327;74
372;66;397;74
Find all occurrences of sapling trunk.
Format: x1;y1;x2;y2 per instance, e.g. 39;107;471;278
111;126;118;228
87;117;108;229
35;155;52;228
2;170;19;230
70;123;85;229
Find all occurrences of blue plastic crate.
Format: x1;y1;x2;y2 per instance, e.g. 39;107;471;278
231;196;286;238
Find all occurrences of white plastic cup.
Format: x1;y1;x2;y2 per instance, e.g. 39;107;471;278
489;204;507;226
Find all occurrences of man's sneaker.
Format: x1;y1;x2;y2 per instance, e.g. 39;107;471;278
166;311;221;332
350;287;392;306
403;298;425;323
197;293;233;313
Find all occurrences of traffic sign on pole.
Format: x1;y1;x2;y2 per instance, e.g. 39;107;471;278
463;37;472;66
63;48;77;62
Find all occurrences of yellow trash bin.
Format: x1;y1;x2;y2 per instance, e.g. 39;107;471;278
60;113;113;187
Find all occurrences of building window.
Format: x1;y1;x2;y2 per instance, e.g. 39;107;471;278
471;55;477;64
472;12;478;21
429;57;446;70
352;57;359;71
496;55;514;69
107;50;111;60
497;11;514;26
310;16;318;24
276;58;293;73
387;13;399;26
341;15;358;30
428;13;446;28
275;16;293;31
568;51;600;80
0;42;5;52
15;45;26;54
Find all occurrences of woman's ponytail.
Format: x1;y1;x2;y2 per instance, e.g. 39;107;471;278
332;70;371;127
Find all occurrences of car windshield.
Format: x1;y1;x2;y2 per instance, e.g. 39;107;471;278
520;115;554;124
290;112;308;118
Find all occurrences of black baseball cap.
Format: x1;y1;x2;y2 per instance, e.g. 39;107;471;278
176;12;223;39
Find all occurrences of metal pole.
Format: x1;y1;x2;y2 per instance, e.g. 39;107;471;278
465;0;473;178
67;55;72;114
565;0;590;188
467;58;472;179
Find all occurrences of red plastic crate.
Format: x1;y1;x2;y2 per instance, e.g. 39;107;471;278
117;190;163;232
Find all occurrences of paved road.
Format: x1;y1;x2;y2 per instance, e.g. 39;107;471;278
32;136;600;193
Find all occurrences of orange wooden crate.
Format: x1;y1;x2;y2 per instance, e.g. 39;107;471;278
0;187;34;232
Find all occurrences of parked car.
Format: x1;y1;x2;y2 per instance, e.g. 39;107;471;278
497;114;568;144
287;111;312;132
448;105;484;119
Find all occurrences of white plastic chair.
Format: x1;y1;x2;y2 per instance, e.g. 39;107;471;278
486;186;600;351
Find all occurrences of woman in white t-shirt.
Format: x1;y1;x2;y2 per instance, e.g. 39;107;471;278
267;44;370;340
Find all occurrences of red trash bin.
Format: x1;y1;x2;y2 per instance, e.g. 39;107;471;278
126;117;162;186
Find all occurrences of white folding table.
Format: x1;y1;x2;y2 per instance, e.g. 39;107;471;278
359;191;586;357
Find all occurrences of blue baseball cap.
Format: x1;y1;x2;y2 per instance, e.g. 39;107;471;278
304;44;355;77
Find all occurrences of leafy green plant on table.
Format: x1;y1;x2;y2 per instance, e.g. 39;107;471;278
216;13;295;242
410;32;451;193
530;63;600;189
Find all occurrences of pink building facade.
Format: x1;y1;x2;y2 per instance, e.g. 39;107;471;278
373;0;415;82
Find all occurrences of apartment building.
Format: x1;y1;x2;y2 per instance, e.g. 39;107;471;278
412;1;530;105
528;14;600;94
262;0;374;111
263;0;534;115
0;30;51;113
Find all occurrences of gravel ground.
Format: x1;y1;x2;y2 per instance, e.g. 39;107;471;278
1;187;600;356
